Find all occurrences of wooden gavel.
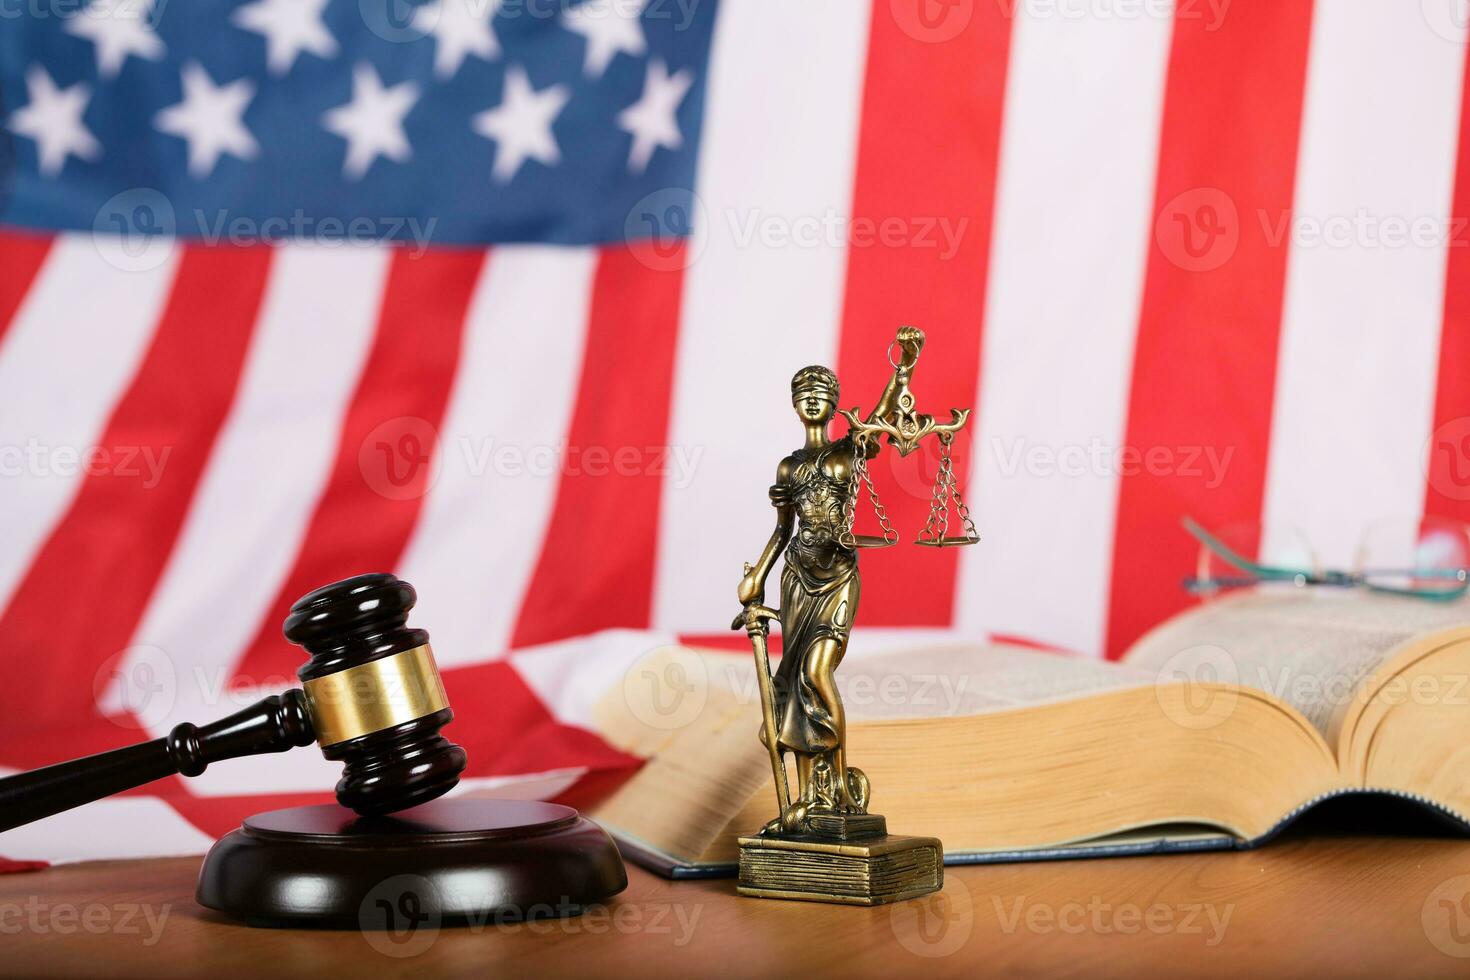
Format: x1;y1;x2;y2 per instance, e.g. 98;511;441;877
0;573;467;832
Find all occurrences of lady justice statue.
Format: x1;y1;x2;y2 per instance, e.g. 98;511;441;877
732;326;976;905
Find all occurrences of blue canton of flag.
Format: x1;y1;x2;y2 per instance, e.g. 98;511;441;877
0;0;716;246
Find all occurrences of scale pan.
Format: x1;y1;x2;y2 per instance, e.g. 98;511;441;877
914;534;980;549
847;534;899;550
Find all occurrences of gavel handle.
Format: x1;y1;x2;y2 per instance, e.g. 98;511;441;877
0;691;316;833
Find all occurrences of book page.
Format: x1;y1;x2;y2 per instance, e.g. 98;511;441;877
612;643;1158;736
836;644;1155;722
1123;590;1470;742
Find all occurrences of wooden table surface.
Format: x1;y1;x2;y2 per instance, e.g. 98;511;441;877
3;835;1469;978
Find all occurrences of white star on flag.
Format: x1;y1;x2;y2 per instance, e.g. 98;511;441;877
561;0;647;78
154;62;259;179
471;64;569;183
64;0;166;80
618;58;692;174
413;0;501;80
322;64;419;180
8;66;102;177
232;0;339;76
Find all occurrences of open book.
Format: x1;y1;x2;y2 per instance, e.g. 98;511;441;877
588;590;1470;876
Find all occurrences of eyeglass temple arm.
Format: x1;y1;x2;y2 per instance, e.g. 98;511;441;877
1181;517;1301;580
1183;517;1470;599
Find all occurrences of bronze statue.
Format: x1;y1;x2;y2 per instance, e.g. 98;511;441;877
733;325;976;905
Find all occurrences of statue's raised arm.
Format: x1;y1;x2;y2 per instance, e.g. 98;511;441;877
839;325;970;459
858;325;926;449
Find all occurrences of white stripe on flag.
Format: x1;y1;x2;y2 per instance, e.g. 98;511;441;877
453;768;588;801
507;628;980;737
1262;2;1469;565
509;629;677;731
398;246;596;667
955;4;1176;656
0;796;215;863
652;0;872;633
0;236;179;612
117;245;389;779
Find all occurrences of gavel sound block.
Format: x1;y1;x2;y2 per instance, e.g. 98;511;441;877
0;573;626;926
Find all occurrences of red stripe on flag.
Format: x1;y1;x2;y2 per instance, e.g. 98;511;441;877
0;229;53;348
0;711;150;771
676;632;754;652
1426;53;1470;526
0;244;271;727
0;859;49;874
440;660;641;775
549;765;640;812
230;248;486;685
511;245;685;647
832;1;1013;625
157;788;337;839
988;633;1079;657
1104;2;1316;658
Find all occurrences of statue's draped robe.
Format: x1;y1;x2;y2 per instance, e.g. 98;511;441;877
768;437;860;756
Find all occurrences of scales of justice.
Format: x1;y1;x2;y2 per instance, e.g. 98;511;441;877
732;325;978;905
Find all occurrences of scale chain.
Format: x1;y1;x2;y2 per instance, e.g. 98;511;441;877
840;434;899;548
860;452;899;545
949;461;978;541
840;446;860;548
918;437;979;545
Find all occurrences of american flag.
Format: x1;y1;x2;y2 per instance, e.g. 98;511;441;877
1;0;1468;866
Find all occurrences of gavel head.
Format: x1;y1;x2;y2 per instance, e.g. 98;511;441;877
284;573;467;816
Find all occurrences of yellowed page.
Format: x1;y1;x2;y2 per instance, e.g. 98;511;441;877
1124;590;1470;746
603;642;1158;736
836;644;1156;722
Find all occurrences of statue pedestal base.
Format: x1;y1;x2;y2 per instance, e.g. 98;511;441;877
737;821;942;906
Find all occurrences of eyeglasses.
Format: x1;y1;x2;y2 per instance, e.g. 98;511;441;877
1182;517;1470;601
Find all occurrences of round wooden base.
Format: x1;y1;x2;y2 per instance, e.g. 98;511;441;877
196;799;627;927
